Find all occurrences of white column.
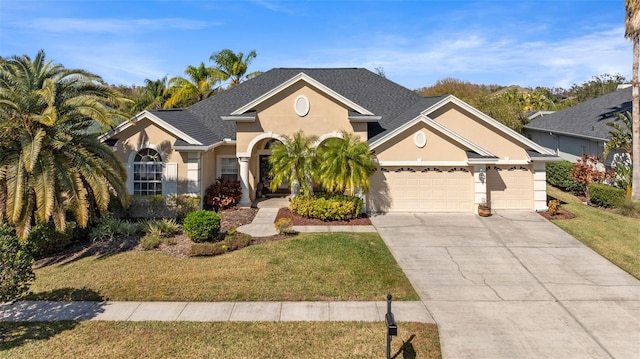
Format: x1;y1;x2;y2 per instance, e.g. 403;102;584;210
238;157;251;206
532;162;548;211
474;165;488;210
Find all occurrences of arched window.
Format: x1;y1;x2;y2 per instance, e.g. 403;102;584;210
133;148;163;195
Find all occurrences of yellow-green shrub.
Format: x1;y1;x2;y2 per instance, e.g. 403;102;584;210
289;194;362;221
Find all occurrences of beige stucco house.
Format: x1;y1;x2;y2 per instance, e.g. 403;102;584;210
99;68;557;213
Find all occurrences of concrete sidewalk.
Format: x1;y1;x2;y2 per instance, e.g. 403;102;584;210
0;300;433;323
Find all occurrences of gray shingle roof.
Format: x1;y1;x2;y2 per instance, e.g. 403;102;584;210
151;68;435;145
523;87;631;140
146;109;218;145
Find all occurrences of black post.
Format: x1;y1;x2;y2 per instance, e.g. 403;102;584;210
385;293;397;359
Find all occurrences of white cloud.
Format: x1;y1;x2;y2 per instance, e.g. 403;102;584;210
281;24;631;89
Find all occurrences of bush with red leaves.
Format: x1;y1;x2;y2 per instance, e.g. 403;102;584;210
204;177;242;211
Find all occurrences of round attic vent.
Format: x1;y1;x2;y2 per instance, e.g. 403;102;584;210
294;95;310;117
414;131;427;148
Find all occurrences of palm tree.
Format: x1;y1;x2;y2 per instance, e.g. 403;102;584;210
316;131;376;196
625;0;640;201
0;50;130;239
604;111;633;159
164;62;221;108
210;49;261;87
133;76;169;111
268;132;318;198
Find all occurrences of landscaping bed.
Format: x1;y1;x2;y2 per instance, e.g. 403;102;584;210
34;207;260;266
275;207;372;225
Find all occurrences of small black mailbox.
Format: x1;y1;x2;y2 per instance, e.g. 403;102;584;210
386;312;397;336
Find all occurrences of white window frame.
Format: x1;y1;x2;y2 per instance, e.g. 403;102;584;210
217;155;239;181
132;148;164;196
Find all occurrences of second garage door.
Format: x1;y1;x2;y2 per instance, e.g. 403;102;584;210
486;165;532;210
368;166;474;212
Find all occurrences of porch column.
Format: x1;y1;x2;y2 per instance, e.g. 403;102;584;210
532;162;548;211
238;157;251;207
473;165;488;210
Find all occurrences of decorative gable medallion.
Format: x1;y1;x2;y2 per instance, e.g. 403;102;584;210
294;95;310;117
414;131;427;148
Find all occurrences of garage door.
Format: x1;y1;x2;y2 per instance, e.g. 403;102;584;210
368;166;474;212
486;165;532;210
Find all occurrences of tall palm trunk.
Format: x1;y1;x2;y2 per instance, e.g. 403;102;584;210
626;0;640;201
632;36;640;200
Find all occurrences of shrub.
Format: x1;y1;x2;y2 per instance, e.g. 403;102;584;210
616;199;640;218
547;199;561;215
183;210;221;242
546;161;583;193
189;233;252;256
118;221;143;237
275;218;294;234
190;242;223;256
25;222;72;259
290;194;363;221
570;155;615;198
0;227;35;302
90;218;142;241
204;177;242;211
168;194;201;223
139;235;162;250
588;183;625;208
144;219;179;238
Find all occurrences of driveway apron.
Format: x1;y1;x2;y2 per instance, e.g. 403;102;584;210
371;211;640;359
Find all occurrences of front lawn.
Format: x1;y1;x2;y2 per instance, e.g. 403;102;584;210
546;185;640;279
0;321;440;359
27;232;419;301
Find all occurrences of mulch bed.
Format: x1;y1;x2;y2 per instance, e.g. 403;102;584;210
538;208;576;220
274;207;372;225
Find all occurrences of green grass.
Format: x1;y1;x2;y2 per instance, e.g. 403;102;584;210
28;232;419;301
547;185;640;279
0;321;441;359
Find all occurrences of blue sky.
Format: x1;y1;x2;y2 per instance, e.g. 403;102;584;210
0;0;629;90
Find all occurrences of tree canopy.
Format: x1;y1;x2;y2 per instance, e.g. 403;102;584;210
0;50;130;239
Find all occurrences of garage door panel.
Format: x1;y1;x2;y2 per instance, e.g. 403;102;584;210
368;167;473;212
486;165;532;210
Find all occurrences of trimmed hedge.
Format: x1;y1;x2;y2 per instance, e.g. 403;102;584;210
289;194;363;221
588;183;625;208
546;161;584;192
183;210;221;242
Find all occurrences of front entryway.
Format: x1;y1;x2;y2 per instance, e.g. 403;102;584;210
258;155;289;197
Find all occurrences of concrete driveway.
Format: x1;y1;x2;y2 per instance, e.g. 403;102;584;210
371;211;639;359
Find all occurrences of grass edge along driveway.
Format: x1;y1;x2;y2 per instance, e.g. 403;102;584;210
547;185;639;279
28;232;420;302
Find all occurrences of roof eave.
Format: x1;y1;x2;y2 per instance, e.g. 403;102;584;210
523;127;608;142
174;139;236;152
348;115;382;122
221;115;256;122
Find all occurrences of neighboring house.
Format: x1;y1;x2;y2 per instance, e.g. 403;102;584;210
523;87;631;165
100;68;557;212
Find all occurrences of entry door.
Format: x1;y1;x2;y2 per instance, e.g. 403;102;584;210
259;155;288;194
